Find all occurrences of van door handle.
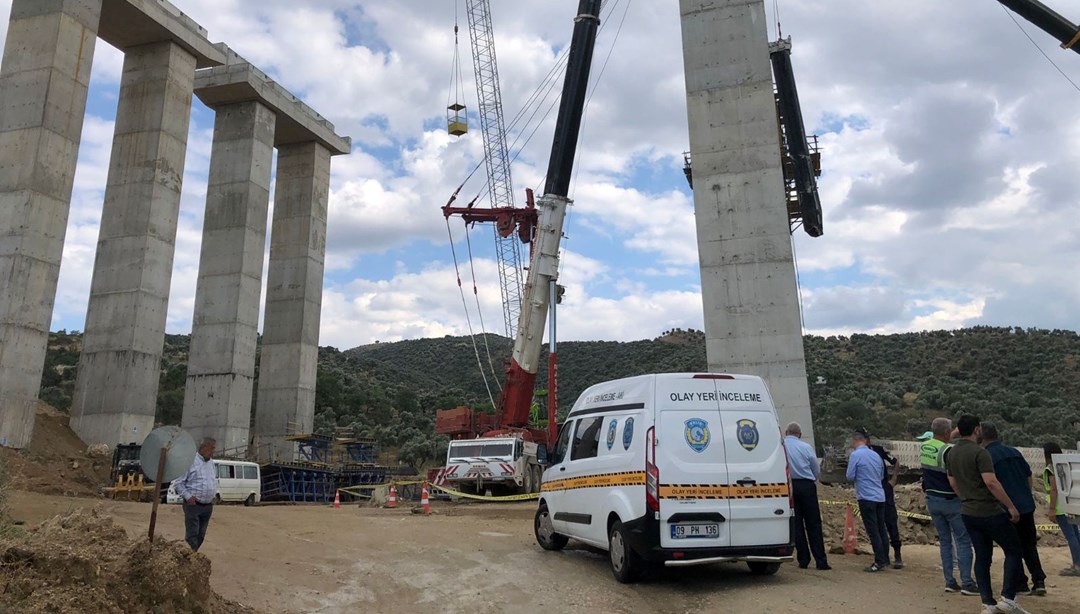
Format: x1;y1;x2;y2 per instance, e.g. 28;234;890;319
736;478;756;486
559;466;566;472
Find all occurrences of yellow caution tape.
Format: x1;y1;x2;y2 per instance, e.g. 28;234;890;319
817;499;1060;532
428;482;539;502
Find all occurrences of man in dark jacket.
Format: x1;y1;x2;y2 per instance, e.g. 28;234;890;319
982;422;1046;596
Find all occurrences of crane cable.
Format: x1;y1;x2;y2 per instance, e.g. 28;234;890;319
999;3;1080;93
445;219;499;411
447;1;468;113
464;224;503;390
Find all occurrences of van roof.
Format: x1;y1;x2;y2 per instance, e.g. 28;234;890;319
568;373;770;419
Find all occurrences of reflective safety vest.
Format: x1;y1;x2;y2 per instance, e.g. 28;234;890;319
921;438;954;497
1043;466;1063;516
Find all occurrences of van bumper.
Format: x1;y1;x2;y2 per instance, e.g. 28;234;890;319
622;514;795;564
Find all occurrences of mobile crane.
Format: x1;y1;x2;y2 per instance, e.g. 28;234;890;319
997;0;1080;54
435;0;602;495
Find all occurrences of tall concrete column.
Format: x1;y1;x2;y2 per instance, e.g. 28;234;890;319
182;100;275;453
680;0;815;444
70;41;197;446
0;0;101;449
254;142;331;460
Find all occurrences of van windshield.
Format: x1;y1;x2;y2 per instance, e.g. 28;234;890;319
448;442;514;459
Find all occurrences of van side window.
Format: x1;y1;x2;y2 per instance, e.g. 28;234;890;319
216;464;233;479
243;466;258;480
551;422;573;465
571;416;603;461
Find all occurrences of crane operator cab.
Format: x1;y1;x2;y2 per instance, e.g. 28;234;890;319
534;373;794;583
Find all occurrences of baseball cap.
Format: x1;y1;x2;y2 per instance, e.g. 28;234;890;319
915;431;933;441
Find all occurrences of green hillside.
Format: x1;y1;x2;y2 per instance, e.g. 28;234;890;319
38;326;1080;467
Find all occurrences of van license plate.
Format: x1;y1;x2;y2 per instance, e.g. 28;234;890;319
671;523;719;539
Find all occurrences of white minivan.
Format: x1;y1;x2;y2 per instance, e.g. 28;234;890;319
534;373;794;582
167;459;261;506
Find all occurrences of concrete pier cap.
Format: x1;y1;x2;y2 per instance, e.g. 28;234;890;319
194;47;351;154
98;0;224;67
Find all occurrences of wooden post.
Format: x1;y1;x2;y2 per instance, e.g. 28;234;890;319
148;447;167;542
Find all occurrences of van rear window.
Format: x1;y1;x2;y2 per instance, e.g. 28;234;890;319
448;442;514;458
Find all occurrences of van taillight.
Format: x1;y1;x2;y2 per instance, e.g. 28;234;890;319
645;426;659;513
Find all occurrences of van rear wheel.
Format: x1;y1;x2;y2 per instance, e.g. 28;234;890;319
244;493;255;507
534;504;568;551
747;562;781;576
609;520;643;583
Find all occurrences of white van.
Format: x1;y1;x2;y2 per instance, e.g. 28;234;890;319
534;373;794;582
167;459;261;506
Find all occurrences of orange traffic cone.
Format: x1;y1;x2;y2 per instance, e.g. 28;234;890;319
421;482;432;515
387;483;397;508
333;489;342;509
843;504;858;555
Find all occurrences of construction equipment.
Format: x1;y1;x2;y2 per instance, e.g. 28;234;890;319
449;0;526;341
997;0;1080;53
436;0;603;495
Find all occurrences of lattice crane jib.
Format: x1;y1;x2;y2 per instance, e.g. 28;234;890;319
465;0;524;342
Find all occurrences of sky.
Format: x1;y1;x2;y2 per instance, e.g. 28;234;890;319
3;0;1079;349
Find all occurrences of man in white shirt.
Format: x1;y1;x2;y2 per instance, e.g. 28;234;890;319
173;437;218;552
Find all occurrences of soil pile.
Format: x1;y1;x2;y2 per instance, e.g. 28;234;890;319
1;403;111;497
815;483;1067;550
0;508;257;613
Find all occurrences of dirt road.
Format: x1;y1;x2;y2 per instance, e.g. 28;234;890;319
9;492;1080;613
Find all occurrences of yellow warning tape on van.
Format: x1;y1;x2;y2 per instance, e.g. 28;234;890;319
428;482;539;501
540;471;646;493
659;483;789;500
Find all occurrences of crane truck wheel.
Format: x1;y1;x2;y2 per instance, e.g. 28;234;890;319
523;468;534;494
608;520;644;583
531;465;543;493
534;504;568;551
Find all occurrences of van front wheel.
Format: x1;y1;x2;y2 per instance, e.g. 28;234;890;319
244;493;256;507
534;504;568;551
609;521;643;583
747;562;781;576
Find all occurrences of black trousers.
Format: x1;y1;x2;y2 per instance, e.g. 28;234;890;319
963;512;1024;606
858;499;890;568
883;483;901;555
1014;511;1046;588
791;479;828;567
183;502;213;552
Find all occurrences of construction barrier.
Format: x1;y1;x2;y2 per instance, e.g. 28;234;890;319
427;482;540;502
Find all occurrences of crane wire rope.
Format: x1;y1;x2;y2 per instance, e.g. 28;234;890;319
999;3;1080;93
445;219;499;411
447;2;469;117
464;224;503;390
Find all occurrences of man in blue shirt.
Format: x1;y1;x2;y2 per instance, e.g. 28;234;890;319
982;422;1045;596
784;422;830;570
173;437;218;552
847;428;889;572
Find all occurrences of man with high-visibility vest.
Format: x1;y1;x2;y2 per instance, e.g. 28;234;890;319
921;417;978;596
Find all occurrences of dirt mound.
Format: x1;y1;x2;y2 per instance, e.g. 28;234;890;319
815;483;1067;550
0;508;257;613
1;403;111;498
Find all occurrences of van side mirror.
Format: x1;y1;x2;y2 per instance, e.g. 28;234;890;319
536;444;549;466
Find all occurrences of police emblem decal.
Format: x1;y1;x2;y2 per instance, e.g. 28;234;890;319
737;419;759;451
622;417;634;450
684;418;710;453
606;419;618;450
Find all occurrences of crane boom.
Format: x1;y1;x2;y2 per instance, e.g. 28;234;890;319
465;0;525;340
438;0;603;446
998;0;1080;53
